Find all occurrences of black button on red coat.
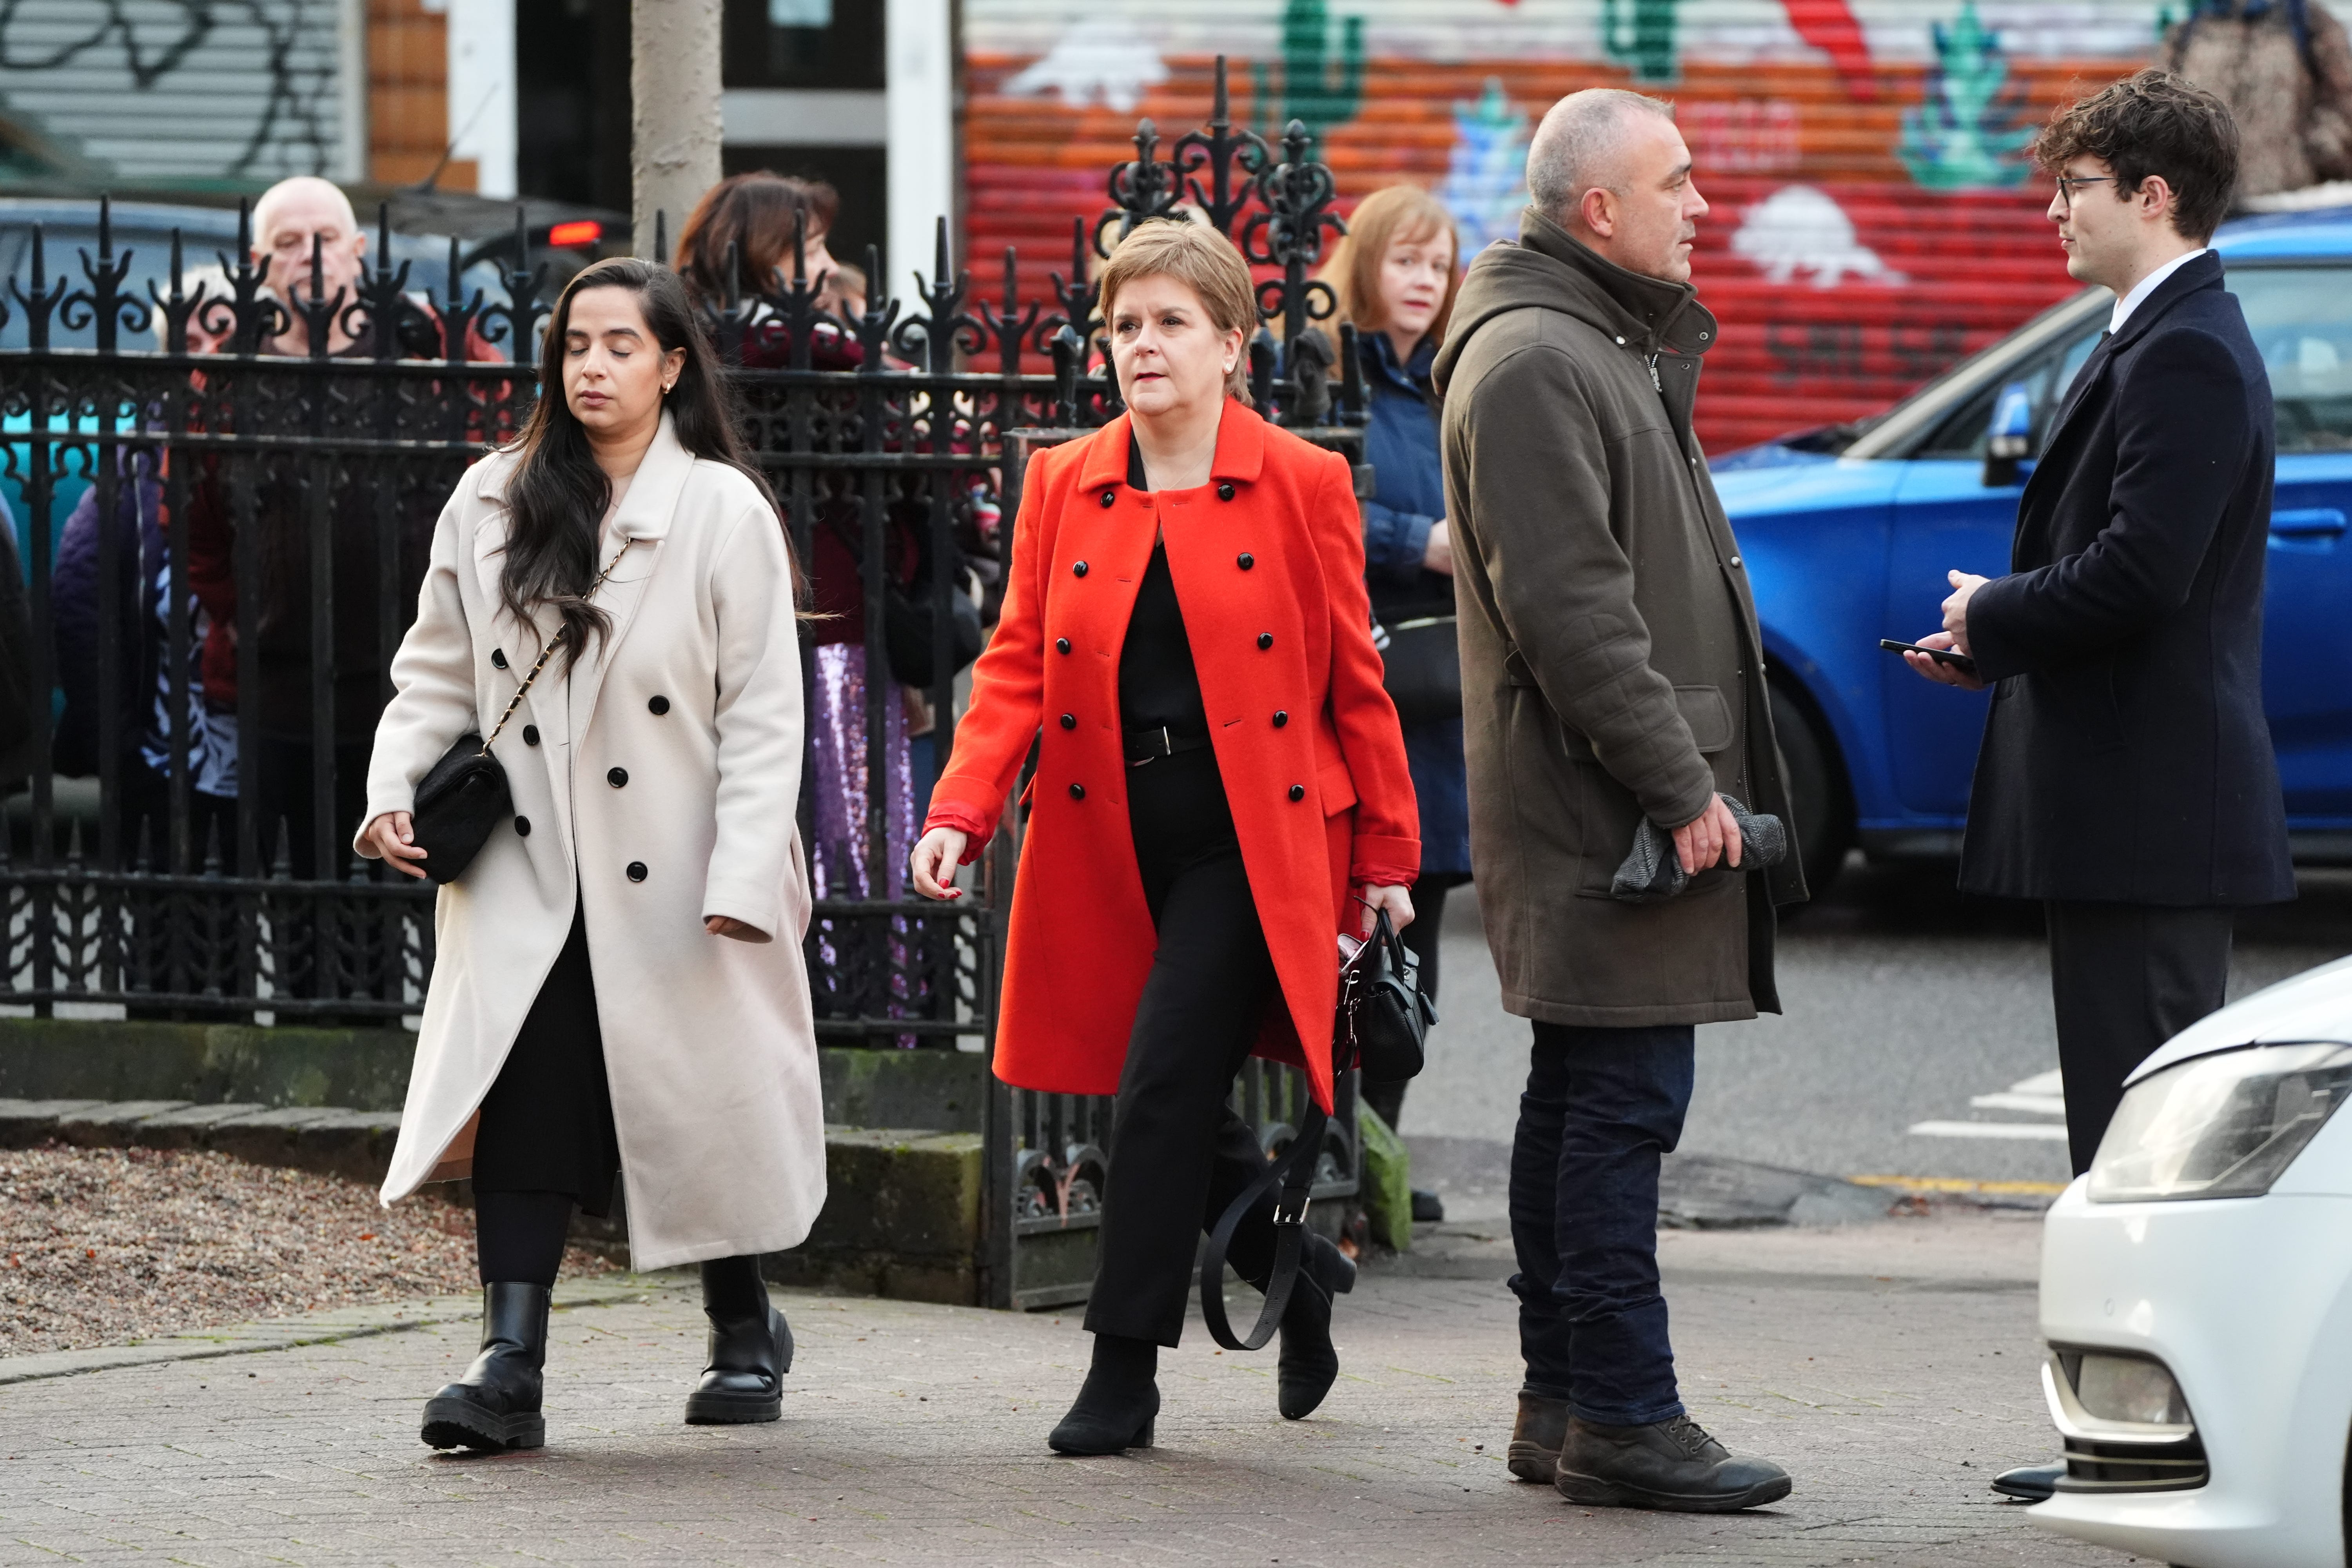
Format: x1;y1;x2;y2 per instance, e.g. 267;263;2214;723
1069;782;1086;800
1257;632;1274;650
1273;710;1288;727
626;861;648;882
1060;713;1076;730
1056;638;1072;655
1237;553;1254;570
1073;561;1089;577
1217;483;1235;501
1288;784;1306;802
1100;490;1116;508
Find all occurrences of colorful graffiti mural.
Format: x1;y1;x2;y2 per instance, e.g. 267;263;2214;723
964;0;2288;451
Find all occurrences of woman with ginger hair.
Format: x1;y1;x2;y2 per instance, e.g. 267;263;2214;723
1317;185;1467;1176
910;220;1418;1453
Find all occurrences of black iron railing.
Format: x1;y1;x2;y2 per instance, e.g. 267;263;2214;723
0;60;1370;1304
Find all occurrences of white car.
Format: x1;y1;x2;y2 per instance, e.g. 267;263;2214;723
2033;955;2352;1568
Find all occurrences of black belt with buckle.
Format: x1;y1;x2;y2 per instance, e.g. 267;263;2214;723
1123;726;1212;766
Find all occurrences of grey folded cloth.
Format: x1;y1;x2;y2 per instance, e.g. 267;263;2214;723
1611;795;1788;904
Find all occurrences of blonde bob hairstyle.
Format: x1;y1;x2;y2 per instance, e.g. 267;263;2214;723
1320;185;1461;347
1097;218;1261;405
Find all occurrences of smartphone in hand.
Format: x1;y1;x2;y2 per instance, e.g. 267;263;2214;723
1880;638;1979;676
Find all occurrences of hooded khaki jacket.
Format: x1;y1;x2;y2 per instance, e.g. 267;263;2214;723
359;413;825;1270
1435;209;1805;1027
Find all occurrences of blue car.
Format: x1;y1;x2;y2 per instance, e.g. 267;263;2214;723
1718;205;2352;895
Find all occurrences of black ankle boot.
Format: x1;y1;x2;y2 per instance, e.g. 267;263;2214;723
1555;1414;1793;1512
684;1262;792;1425
422;1282;550;1451
1275;1231;1356;1421
1048;1334;1159;1455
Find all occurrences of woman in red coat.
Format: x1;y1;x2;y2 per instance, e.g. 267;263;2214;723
911;220;1419;1454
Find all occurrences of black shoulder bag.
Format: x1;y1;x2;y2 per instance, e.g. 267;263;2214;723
1198;906;1434;1350
407;541;630;885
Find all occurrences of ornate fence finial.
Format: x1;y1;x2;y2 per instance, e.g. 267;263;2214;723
69;193;149;352
1097;117;1182;257
975;247;1039;376
435;234;485;364
480;204;550;362
1174;56;1271;241
216;197;286;354
898;215;980;372
1239;118;1349;423
146;229;198;355
1043;217;1098;367
357;202;415;361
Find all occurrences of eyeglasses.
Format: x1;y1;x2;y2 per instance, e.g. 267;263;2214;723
2054;175;2115;210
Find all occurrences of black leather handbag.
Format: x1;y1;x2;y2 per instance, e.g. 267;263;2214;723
1197;906;1434;1352
1349;907;1437;1083
408;541;630;886
1375;612;1462;725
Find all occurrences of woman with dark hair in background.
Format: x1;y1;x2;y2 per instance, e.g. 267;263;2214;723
358;256;822;1452
675;171;959;1030
1318;185;1467;1216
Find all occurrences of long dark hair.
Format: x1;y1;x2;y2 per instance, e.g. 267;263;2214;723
499;256;789;663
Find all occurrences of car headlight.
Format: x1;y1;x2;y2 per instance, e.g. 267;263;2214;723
2088;1042;2352;1202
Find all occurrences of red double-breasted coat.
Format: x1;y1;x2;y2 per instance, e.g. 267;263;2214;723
926;401;1419;1112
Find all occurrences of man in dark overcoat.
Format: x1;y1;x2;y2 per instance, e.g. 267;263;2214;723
1435;87;1806;1513
1902;70;2295;1502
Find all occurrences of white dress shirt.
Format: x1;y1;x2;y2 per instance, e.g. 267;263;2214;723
2109;247;2211;334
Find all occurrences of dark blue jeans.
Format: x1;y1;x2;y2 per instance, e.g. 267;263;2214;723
1509;1020;1695;1426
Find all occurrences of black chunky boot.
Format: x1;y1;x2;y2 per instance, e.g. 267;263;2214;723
422;1282;550;1451
1048;1333;1159;1454
1275;1231;1357;1420
684;1261;793;1425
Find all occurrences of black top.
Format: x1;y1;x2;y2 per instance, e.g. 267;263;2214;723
1959;250;2292;906
1116;436;1210;739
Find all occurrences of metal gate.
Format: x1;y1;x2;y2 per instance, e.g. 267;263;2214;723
0;62;1369;1307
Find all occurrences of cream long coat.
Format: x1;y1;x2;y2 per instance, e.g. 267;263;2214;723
358;413;825;1270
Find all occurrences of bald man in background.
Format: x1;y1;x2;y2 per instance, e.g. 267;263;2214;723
185;175;498;884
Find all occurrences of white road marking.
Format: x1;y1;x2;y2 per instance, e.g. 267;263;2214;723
2009;1069;2065;1097
1907;1119;2071;1141
1968;1092;2068;1115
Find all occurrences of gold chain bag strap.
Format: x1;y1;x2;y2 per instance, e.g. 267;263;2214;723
406;540;632;884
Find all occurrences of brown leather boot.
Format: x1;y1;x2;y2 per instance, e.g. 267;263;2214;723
1507;1390;1571;1483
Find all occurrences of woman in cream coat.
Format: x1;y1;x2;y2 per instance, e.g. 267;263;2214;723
358;258;822;1453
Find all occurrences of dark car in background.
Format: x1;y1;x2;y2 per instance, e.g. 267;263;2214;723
1714;206;2352;895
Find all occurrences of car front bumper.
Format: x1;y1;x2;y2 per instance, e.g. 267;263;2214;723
2030;1181;2352;1568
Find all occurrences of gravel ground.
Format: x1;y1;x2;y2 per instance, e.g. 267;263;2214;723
0;1143;617;1357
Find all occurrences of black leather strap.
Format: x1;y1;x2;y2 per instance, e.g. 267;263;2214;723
1200;1100;1328;1352
1123;726;1212;766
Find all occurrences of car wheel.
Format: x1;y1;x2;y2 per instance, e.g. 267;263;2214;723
1769;678;1853;899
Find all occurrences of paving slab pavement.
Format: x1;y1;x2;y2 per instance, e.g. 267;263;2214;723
0;1205;2136;1568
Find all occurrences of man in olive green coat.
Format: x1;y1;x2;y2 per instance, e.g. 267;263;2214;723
1434;88;1806;1514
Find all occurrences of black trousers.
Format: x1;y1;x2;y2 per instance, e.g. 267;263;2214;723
1084;751;1285;1347
2047;900;2234;1176
472;903;622;1214
1361;873;1466;1131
